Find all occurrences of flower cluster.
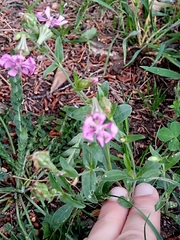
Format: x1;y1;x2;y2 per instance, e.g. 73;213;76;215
0;54;36;77
36;6;68;28
83;112;118;147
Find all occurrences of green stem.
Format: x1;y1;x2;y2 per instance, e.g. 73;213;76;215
43;41;89;104
19;195;33;227
25;194;46;216
105;143;112;170
0;231;9;240
162;164;168;213
126;143;136;178
16;198;29;239
0;116;16;154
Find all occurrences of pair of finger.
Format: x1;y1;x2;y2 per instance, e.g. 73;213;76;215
86;183;160;240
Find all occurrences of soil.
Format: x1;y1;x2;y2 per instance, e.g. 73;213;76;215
0;0;180;239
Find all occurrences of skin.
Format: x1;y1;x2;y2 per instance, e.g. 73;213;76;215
85;183;160;240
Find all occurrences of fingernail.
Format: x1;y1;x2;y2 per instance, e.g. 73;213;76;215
109;187;128;202
134;183;154;196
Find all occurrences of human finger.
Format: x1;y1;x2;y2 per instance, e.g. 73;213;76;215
86;187;129;240
117;183;160;240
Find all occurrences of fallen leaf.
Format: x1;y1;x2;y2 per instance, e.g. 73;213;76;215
50;68;71;93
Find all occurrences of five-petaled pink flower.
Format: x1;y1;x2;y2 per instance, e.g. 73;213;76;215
83;112;118;147
36;6;68;28
0;54;36;77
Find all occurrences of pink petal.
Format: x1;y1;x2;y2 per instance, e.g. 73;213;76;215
36;12;47;22
0;54;13;66
45;6;51;19
12;55;25;62
3;60;16;69
50;18;68;27
21;57;36;75
8;68;19;77
92;112;106;125
96;130;112;147
103;122;118;137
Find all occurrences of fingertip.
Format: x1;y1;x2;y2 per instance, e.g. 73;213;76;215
109;186;128;201
119;183;161;240
134;183;159;200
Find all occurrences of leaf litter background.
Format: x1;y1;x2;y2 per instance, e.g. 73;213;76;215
0;0;180;239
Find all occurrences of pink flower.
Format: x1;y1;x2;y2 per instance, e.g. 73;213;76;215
83;112;118;147
36;6;68;28
0;54;36;77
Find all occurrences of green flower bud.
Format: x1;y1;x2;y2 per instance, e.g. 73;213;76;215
74;79;90;91
31;183;56;202
21;13;39;34
91;97;103;114
32;151;59;173
99;96;112;115
37;25;53;45
15;33;29;55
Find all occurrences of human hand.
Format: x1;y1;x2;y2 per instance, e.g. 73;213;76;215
86;183;160;240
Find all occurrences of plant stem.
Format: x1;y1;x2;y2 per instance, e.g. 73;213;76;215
19;195;33;227
162;164;169;213
25;194;46;216
16;198;29;239
0;231;9;240
43;41;89;104
0;116;16;154
105;143;112;170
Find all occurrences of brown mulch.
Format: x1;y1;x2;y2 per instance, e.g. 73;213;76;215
0;0;180;239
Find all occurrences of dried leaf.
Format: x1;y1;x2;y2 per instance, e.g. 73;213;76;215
50;68;71;93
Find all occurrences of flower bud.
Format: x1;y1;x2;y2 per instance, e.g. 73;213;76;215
37;25;53;45
15;33;29;55
32;151;59;173
31;183;58;202
99;96;112;115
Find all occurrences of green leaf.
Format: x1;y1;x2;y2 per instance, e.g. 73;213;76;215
157;127;174;142
60;157;78;178
92;0;119;14
61;193;85;208
166;212;180;225
0;171;8;181
169;121;180;137
82;144;98;168
43;63;58;78
102;169;129;182
163;152;180;171
81;27;97;41
137;161;161;178
114;104;132;123
63;106;91;121
168;138;179;151
62;133;83;165
123;31;139;64
0;142;15;168
100;81;109;97
55;36;64;62
49;172;63;192
124;134;145;143
51;204;74;229
151;43;166;67
118;196;133;208
141;66;180;79
82;170;97;203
